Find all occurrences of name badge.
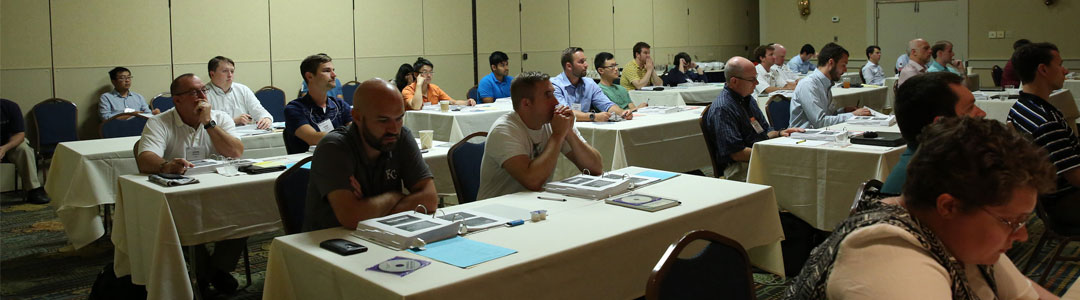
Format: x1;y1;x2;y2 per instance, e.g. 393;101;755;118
316;119;334;132
123;108;136;113
185;146;205;161
750;117;765;134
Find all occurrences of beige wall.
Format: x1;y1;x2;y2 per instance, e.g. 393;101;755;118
759;0;869;66
968;0;1079;60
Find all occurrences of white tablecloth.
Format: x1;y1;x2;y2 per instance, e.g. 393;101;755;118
747;124;906;230
975;89;1077;133
47;132;287;249
404;101;513;143
755;86;890;126
1065;80;1080;107
262;167;786;299
627;84;725;106
554;107;711;180
884;76;899;110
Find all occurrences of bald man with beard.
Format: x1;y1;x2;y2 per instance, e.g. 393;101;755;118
302;79;437;232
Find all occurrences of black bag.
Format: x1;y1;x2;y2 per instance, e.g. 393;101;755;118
779;211;831;276
88;262;147;300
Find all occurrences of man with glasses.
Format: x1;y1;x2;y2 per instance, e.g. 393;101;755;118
702;56;803;181
135;73;245;295
594;52;646;111
552;47;633;122
753;44;797;95
205;56;273;129
284;54;353;154
402;57;474;110
99;67;156;119
789;43;871;129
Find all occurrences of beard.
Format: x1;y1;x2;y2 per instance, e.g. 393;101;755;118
573;67;587;78
361;122;398;152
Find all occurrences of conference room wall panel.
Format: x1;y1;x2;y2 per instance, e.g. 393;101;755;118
354;0;424;58
968;0;1079;60
0;69;54;119
271;58;356;100
53;65;173;140
569;0;615;52
170;0;271;65
521;51;568;80
476;51;522;84
1;0;51;69
422;54;476;100
172;61;273;94
613;0;654;51
269;0;354;67
422;0;473;56
717;0;758;47
688;0;723;47
758;0;868;62
652;0;690;48
50;0;172;68
353;56;419;86
476;0;521;55
521;0;570;53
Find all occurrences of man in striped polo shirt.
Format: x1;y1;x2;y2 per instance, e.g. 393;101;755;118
1007;42;1076;225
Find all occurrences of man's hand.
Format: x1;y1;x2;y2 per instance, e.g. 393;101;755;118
852;108;872;116
467;99;476;106
415;75;426;91
593;111;612;122
620;110;634;120
162;158;195;174
550;106;574;139
349;175;364;199
256;117;272;129
950;59;964;71
196;101;213;125
0;147;7;161
152;108;161;115
644;57;654;72
780;127;805;137
234;113;253;126
783;81;797;90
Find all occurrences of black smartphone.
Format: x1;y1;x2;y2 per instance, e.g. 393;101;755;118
320;239;367;256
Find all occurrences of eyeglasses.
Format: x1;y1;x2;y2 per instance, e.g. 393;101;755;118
980;207;1026;234
420;71;435;75
732;76;758;83
599;64;619;69
117;76;133;81
177;86;210;98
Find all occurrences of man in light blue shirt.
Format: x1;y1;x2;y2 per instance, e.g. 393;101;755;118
551;47;633;122
861;45;885;85
787;44;817;74
99;67;155;119
790;43;871;129
477;51;513;103
926;40;965;76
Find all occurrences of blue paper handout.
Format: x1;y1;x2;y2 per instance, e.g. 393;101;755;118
407;237;516;268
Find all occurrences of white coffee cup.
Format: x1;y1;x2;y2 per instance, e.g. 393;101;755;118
419;130;434;149
439;100;450;112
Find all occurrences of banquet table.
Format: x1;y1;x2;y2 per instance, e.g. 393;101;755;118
755;86;890;126
974;89;1077;132
627;83;725;106
404;100;513;143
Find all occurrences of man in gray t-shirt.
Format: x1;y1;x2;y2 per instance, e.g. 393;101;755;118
302;79;436;232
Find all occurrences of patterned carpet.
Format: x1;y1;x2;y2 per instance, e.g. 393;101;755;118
1;189;1078;299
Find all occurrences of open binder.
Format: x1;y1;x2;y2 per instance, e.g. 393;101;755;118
543;173;633;200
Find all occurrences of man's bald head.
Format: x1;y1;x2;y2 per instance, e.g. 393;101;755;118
354;78;402;112
908;38;931;64
353;78;405;153
772;43;788;65
724;56;754;82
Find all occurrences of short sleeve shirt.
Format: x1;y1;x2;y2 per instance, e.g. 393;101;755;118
401;82;453;108
477;73;513;100
598;83;633;110
303;124;433;232
0;99;25;145
1008;91;1080;200
621;59;647;90
283;94;353;154
476;112;583;200
138;108;240;160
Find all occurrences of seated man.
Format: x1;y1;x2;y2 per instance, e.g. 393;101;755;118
477;51;514;103
895;53;910;74
861;45;886;86
0;99;49;204
299;53;345;101
402;57;475;110
477;71;603;200
703;57;803;181
1008;42;1079;227
786;44;817;74
898;38;931;87
135;74;246;295
205;56;273;129
881;72;986;194
303;79;436;231
100;67;156;119
620;42;664;90
284;54;353;154
663;52;706;86
926;40;965;77
769;43;800;83
551;47;633;122
753;45;797;95
789;43;871;128
594;52;646;111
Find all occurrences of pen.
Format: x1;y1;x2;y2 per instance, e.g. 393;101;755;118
537;196;567;202
796;140;807;144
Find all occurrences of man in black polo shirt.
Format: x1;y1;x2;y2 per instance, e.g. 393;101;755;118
1007;42;1077;225
0;99;49;204
302;79;436;232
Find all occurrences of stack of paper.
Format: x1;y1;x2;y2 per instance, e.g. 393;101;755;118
846;115;896;126
789;129;848;142
543;173;632;199
636;106;686;114
352;211;463;250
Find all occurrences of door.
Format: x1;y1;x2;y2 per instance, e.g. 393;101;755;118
876;0;964;76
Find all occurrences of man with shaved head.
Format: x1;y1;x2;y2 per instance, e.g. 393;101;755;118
770;43;801;83
702;57;804;181
898;38;931;87
302;78;437;232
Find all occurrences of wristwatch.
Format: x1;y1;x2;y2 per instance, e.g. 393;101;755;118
203;120;217;130
589;113;595;121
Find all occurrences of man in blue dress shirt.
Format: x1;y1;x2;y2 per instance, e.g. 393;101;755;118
99;67;157;119
789;43;871;128
787;44;817;74
550;47;633;122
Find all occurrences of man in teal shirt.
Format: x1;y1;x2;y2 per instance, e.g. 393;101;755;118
882;72;985;194
594;52;646;111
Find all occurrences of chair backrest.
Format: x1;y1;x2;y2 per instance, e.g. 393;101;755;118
850;179;893;216
341;81;360;105
992;65;1004;87
646;230;756;300
698;104;722;178
275;156;314;234
448;132;488;204
151;93;174;112
31;98;79;157
764;95;791;131
255;86;287;121
100;113;150;138
466;85;478;100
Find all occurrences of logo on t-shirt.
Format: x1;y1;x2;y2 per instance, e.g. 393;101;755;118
385;169;398;180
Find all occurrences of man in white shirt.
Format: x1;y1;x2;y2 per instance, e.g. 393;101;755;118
753;45;797;95
861;45;885;85
135;73;246;295
789;43;872;128
205;56;273;129
769;43;800;83
898;39;931;87
477;71;603;200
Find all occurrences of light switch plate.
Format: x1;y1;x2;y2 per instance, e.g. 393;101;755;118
989;31;997;38
997;31;1006;39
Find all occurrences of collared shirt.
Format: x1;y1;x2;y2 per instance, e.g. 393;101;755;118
895;54;909;72
283;94;353;154
861;61;886;86
926;60;963;76
303;124;432;232
1008;91;1080;200
477;112;582;200
790;69;852;129
897;60;926;88
598;83;633;110
662;68;705;87
787;55;816;74
99;89;149;119
477;73;513;100
551;72;615;113
755;64;787;95
881;146;916;195
620;59;650;90
300;78;344;101
401;82;453;109
0;99;25;145
137;108;239;160
206;82;273;122
704;87;771;170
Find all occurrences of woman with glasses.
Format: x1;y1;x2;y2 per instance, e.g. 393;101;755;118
787;117;1058;299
